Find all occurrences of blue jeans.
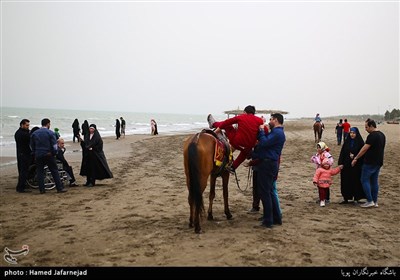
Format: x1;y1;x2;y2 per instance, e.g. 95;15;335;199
336;132;343;145
360;164;381;203
272;180;282;219
257;159;281;226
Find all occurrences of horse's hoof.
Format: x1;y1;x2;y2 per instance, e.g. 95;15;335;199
195;228;202;234
226;214;233;220
189;223;193;228
207;214;213;220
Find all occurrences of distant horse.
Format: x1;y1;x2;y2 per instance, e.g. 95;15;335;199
183;130;232;234
313;122;324;143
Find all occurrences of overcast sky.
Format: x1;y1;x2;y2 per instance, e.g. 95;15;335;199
1;0;399;118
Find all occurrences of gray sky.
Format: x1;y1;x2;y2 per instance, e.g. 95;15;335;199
2;0;399;118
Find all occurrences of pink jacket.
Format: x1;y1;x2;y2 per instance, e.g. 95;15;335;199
311;151;333;168
313;166;341;188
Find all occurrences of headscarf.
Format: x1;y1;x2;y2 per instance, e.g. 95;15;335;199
349;127;362;149
317;141;328;151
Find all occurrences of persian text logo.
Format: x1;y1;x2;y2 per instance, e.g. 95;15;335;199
3;245;29;265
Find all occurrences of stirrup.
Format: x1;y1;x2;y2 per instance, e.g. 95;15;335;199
226;165;235;174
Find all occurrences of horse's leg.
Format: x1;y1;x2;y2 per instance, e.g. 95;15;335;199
314;129;317;143
222;172;233;220
208;175;216;220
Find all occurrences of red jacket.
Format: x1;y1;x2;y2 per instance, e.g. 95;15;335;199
215;114;263;149
342;122;351;133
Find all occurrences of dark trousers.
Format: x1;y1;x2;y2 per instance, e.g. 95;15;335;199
63;163;76;183
318;187;329;201
16;153;31;191
36;154;64;192
257;159;281;226
252;170;261;211
337;132;343;145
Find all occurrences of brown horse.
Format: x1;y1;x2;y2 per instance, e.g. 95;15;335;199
183;130;232;234
313;122;324;143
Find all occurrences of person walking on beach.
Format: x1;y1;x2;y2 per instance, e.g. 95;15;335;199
72;119;80;143
81;120;89;139
30;118;67;194
79;124;113;187
351;119;386;208
207;105;264;173
56;138;79;187
311;142;334;203
313;158;343;207
335;119;344;145
115;119;121;140
338;127;365;204
342;119;351;140
151;119;158;135
120;117;126;137
252;113;285;228
14;119;32;193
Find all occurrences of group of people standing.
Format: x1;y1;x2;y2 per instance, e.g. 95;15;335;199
208;105;286;229
207;109;386;228
335;118;351;145
14;117;113;194
115;117;126;140
311;115;386;209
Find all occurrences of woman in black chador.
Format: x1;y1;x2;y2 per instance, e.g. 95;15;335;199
72;119;80;143
115;119;121;140
79;124;113;187
338;127;365;203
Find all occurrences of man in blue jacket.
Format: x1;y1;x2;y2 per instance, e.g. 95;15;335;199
252;113;286;228
30;118;67;194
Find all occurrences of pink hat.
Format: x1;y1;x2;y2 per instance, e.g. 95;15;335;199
322;158;331;168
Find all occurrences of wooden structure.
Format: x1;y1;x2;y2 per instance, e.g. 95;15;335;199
224;108;289;118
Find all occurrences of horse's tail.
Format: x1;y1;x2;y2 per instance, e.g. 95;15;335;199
187;140;204;215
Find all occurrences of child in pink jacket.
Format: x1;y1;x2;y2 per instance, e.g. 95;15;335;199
313;158;343;207
311;141;334;203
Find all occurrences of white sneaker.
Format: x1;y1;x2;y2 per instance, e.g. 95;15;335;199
374;203;379;208
360;201;375;208
207;114;216;129
320;200;325;207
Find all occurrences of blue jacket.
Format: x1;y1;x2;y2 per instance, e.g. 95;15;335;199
30;127;58;158
253;126;285;161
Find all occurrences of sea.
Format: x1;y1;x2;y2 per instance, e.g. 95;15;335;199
1;107;226;164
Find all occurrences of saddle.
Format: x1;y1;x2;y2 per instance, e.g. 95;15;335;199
202;129;233;175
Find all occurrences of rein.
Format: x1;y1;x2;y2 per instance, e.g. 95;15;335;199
233;163;252;193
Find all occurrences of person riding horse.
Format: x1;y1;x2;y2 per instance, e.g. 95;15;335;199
313;114;325;143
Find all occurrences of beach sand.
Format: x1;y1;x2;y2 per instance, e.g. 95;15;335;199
0;120;399;267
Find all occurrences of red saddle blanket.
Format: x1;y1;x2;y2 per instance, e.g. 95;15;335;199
214;140;232;167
